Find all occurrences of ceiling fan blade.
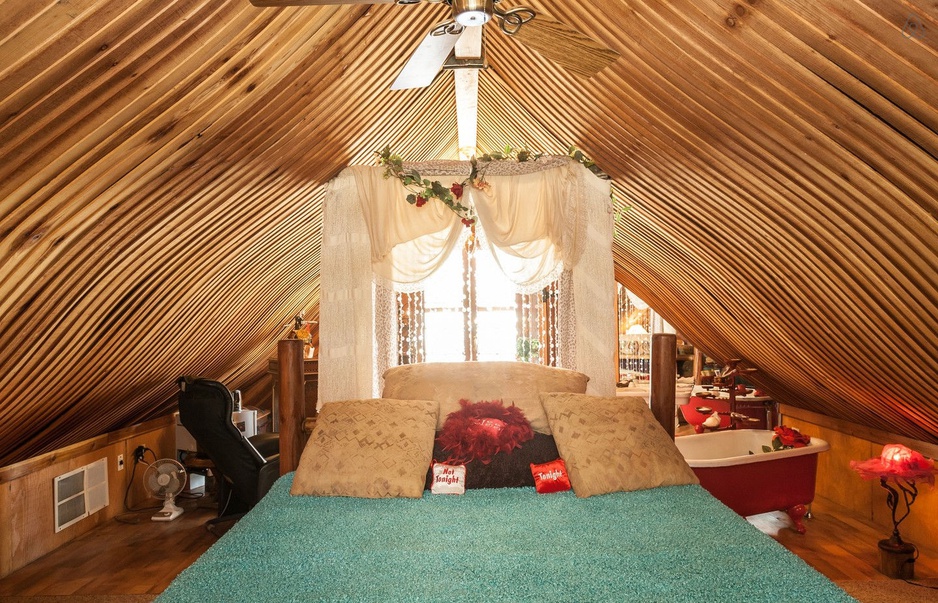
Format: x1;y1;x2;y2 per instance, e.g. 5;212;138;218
391;23;464;90
511;16;620;78
250;0;397;7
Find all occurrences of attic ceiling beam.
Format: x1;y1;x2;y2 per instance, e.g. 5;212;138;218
454;25;482;159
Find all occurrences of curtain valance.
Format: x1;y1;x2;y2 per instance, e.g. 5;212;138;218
320;156;616;404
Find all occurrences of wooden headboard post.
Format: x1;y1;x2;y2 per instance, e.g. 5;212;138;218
651;333;677;439
278;338;305;474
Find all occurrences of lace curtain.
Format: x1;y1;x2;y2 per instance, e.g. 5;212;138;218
320;157;616;405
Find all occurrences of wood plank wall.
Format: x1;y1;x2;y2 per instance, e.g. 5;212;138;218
0;418;176;578
782;405;938;549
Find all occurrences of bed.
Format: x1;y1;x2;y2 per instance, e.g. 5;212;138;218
156;362;855;602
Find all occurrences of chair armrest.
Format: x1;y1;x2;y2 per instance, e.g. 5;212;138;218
256;457;281;502
248;432;280;459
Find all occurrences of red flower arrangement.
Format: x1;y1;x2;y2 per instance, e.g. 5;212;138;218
436;399;534;465
762;425;811;453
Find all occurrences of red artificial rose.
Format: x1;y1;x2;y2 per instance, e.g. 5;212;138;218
415;195;427;207
450;183;464;198
461;217;474;227
774;425;811;448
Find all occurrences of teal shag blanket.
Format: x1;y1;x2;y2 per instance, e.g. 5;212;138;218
157;475;855;602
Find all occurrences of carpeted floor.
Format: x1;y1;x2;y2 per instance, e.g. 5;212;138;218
837;578;938;603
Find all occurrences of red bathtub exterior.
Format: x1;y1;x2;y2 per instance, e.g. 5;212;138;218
690;452;820;518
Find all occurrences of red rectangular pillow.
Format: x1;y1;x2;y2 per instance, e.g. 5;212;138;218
530;458;572;494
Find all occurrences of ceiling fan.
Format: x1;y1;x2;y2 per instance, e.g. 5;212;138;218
248;0;620;90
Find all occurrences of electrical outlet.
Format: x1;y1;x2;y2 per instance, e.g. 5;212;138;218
117;454;124;471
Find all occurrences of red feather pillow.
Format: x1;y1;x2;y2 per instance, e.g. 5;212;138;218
436;399;534;465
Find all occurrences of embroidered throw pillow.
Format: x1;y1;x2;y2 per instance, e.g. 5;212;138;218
541;393;699;497
290;398;438;498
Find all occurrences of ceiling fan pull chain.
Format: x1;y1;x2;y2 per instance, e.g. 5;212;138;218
494;6;536;36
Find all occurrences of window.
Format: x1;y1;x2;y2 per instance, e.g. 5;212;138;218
397;235;558;365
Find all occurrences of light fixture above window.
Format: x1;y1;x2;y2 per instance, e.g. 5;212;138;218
453;0;493;27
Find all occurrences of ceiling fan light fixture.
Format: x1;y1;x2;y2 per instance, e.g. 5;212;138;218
453;0;493;27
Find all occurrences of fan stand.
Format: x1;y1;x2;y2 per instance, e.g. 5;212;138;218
151;496;184;522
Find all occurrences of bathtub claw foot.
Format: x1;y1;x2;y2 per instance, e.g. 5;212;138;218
786;504;808;534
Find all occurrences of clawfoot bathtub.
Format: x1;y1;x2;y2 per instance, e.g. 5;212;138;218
675;429;829;533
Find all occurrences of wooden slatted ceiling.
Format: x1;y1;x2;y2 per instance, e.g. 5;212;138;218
0;0;936;465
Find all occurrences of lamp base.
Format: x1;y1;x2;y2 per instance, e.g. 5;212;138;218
878;538;915;579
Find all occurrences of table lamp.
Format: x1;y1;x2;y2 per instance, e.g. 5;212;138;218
850;443;935;579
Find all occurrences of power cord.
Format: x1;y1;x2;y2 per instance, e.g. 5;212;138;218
116;446;162;523
901;545;938;590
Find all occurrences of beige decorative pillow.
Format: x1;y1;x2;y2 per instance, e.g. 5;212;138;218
541;393;698;497
290;398;438;498
382;361;589;433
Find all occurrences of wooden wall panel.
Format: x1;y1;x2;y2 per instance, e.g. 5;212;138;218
0;418;174;578
783;406;938;550
1;0;936;465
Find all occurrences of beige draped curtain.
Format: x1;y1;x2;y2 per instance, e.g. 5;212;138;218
320;157;616;405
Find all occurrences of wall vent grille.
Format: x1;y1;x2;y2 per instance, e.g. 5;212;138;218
53;458;108;532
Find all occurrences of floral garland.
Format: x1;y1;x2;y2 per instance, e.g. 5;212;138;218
377;146;607;227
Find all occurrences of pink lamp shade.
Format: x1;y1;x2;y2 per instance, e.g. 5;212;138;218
850;443;936;484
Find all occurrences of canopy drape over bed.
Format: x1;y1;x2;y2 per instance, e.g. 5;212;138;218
319;157;617;404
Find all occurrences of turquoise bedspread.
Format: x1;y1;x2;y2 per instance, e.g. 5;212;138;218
157;475;855;602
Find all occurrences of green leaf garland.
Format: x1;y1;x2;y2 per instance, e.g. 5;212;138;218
377;146;614;227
